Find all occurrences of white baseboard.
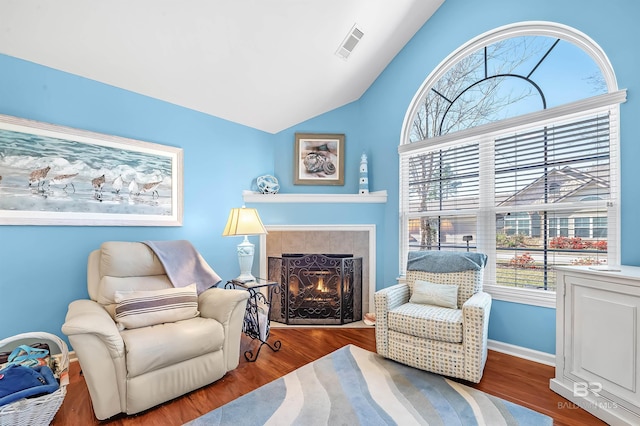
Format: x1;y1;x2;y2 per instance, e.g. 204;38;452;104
488;339;556;367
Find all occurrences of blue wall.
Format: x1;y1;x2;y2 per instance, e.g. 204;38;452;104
2;0;639;356
0;54;275;338
275;0;640;355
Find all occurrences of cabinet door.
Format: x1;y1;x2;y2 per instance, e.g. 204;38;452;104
565;274;640;408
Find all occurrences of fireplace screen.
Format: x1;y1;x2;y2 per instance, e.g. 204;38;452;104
268;253;362;325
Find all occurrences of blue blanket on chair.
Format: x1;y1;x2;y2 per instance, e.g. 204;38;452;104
407;251;487;273
143;240;222;295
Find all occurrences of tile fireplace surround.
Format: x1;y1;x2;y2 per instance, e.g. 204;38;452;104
258;225;375;315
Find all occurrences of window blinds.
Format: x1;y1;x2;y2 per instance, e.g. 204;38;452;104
494;114;610;210
399;102;621;282
407;142;479;214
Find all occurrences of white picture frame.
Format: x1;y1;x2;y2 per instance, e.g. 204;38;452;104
0;114;183;226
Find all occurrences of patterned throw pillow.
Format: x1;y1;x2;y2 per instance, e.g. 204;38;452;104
410;279;459;309
114;283;200;330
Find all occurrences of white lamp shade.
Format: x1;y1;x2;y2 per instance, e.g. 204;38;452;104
222;207;267;283
222;207;268;237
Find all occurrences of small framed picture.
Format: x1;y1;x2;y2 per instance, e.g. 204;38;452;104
294;133;345;185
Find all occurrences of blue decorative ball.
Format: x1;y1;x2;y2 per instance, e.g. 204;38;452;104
256;175;280;194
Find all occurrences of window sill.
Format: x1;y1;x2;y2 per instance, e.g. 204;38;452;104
243;190;387;204
484;285;556;308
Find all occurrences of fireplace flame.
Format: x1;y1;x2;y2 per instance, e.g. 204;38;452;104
269;253;362;325
316;276;327;293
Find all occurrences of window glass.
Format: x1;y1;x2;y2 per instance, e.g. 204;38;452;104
503;212;531;236
593;217;608;238
401;27;619;297
574;217;591;238
409;36;606;142
408;216;477;252
559;218;569;237
407;143;479;214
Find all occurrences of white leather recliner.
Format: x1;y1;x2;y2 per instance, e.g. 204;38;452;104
62;241;249;420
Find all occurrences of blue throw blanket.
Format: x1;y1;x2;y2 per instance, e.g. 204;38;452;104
143;240;222;294
407;250;487;273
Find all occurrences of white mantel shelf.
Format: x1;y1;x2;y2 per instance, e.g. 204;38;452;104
243;190;387;204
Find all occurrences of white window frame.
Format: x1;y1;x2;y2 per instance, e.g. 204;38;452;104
399;21;625;308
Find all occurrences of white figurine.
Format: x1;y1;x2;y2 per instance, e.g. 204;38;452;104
359;153;369;194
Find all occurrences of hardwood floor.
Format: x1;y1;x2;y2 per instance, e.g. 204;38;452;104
51;328;605;425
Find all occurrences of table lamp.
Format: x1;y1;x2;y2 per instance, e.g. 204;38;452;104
222;206;268;282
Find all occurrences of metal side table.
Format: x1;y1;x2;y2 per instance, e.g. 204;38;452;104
225;278;282;362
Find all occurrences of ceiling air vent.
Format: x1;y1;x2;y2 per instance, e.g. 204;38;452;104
335;24;364;60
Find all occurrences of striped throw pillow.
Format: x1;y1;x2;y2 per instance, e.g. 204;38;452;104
114;283;199;330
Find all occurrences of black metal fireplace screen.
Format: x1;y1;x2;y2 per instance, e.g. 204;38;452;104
268;253;362;325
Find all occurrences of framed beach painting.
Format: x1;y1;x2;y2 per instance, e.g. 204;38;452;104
294;133;345;185
0;114;183;226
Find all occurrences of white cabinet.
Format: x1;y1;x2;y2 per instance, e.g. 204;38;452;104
551;266;640;425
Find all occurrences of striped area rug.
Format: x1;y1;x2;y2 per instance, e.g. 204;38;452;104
186;344;552;426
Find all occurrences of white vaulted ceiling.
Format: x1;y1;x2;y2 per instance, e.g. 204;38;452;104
0;0;444;133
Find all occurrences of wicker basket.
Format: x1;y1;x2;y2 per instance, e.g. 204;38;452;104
0;332;69;426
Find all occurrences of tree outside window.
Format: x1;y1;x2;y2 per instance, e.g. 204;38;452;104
401;24;621;297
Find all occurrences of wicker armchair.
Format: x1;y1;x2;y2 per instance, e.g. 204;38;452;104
374;251;491;383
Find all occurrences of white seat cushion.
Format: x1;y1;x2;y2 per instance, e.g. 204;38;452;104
121;316;224;377
388;303;463;344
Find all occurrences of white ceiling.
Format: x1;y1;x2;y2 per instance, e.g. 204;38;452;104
0;0;443;134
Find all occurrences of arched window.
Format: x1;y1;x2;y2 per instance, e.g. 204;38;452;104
399;22;626;306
